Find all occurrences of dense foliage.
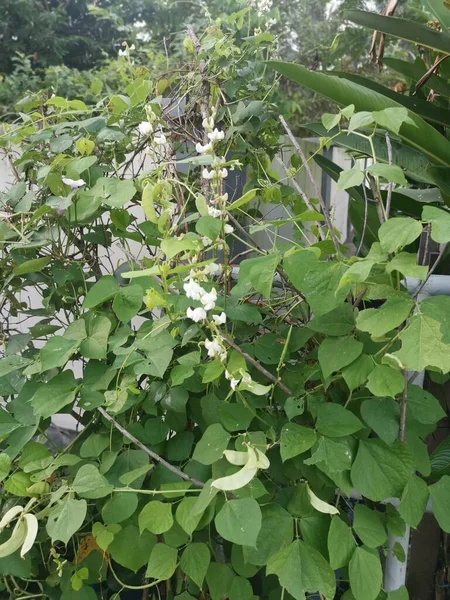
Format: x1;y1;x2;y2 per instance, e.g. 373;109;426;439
0;2;449;600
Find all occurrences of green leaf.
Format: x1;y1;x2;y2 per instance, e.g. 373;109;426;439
280;423;317;462
112;285;143;322
339;260;375;288
139;500;174;534
83;276;120;309
351;439;413;501
73;465;113;499
269;61;450;166
372;107;414;136
0;454;12;482
215;498;262;548
349;546;382;600
196;216;222;240
349;111;374;132
366;365;405;398
80;315;111;360
243;503;293;566
192;424;230;465
109;525;156;573
379;217;422;253
146;543;177;580
346;10;450;54
31;371;78;419
176;497;203;535
40;336;80;371
407;384;446;425
0;410;21;437
161;235;200;259
392;314;450;373
398;475;429;528
388;586;409;600
237;254;280;299
13;257;51;275
424;0;450;29
80;433;110;458
88;177;136;208
322;112;341;131
318;336;363;379
227;189;258;211
102;493;138;525
430;436;450;476
327;516;356;569
342;354;375;391
309;304;355;337
356;296;413;338
337;164;364;191
46;498;87;545
305;436;354;472
429;475;450;532
266;539;336;600
361;397;399;446
422;206;450;243
206;563;235;600
386;253;428;279
353;505;387;548
316;403;364;437
180;542;210;588
0;356;32;377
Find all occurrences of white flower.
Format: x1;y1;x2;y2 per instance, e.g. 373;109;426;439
212;312;226;325
154;132;167;145
205;338;226;361
129;44;136;51
186;307;207;322
208;128;225;142
205;263;222;276
225;370;241;390
202;168;215;180
200;288;217;311
265;17;277;28
208;206;222;218
183;278;205;301
138;121;153;135
196;142;213;154
257;0;273;15
224;224;234;234
202;236;213;247
62;177;85;189
202;116;215;132
219;168;228;179
118;49;127;57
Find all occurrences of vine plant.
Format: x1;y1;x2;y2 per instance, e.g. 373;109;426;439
0;4;449;600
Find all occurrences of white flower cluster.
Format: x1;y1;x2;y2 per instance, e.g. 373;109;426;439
225;369;252;391
118;42;135;57
184;278;219;312
205;338;227;362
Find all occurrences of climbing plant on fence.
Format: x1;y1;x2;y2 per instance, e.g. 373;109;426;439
0;4;449;600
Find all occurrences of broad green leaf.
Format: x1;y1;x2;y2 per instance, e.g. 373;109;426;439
367;164;407;186
305;436;354;472
280;423;317;462
349;546;382;600
0;356;32;378
139;500;174;534
109;525;156;572
342;354;374;391
243;504;293;566
388;586;409;600
407;384;446;425
227;189;258;211
339;260;375;288
0;411;21;437
196;216;222;240
429;475;450;532
422;206;450;243
88;177;136;208
161;235;200;259
80;433;110;458
80;315;111;360
424;0;450;29
0;454;12;482
353;504;387;548
337;164;364;191
146;543;177;580
82;276;120;309
269;61;450;166
361;397;399;446
392;315;450;372
318;336;363;379
322;112;341;131
46;498;87;545
206;563;235;600
14;257;51;275
378;217;422;253
72;465;113;499
31;371;78;419
351;439;413;501
102;493;138;525
236;254;280;299
40;336;80;371
430;436;450;476
176;497;203;535
309;304;355;337
215;498;262;548
192;424;230;465
348;110;374;132
327;516;355;569
372;107;415;135
356;296;413;338
266;539;336;600
112;284;143;322
398;475;429;528
366;365;405;398
180;542;210;588
386;253;428;279
316;403;363;437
